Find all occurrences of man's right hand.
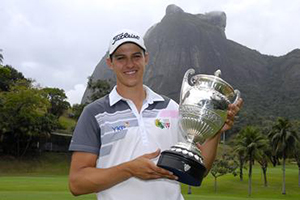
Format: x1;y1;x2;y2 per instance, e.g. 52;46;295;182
126;149;178;180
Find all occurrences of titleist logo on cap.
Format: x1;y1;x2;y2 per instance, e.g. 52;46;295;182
112;32;140;45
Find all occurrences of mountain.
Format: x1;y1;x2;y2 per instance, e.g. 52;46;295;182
82;4;300;125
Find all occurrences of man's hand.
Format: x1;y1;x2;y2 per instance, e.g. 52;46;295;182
126;149;178;180
220;98;243;133
195;98;243;173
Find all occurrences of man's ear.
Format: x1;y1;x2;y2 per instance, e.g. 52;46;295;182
106;57;113;70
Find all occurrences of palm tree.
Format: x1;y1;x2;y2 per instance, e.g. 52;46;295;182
294;122;300;187
230;133;245;181
268;117;299;194
256;145;272;187
233;126;268;196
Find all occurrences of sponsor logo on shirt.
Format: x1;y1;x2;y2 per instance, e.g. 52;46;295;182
112;122;130;132
155;119;170;129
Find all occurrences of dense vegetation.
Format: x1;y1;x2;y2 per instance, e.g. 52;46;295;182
0;52;70;157
0;50;112;158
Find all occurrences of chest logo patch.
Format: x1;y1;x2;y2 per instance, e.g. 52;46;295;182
112;122;130;132
155;119;170;129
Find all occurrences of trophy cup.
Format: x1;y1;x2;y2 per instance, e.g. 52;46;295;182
157;68;240;186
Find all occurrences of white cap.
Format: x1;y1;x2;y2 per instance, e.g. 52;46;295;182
108;29;147;56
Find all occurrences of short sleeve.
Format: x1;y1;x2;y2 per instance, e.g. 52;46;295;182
69;106;101;155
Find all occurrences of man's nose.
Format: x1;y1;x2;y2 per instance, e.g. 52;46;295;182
126;58;134;68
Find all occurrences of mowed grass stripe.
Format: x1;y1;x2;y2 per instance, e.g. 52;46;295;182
0;164;299;200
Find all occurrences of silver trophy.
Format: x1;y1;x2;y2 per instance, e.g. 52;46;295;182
157;68;240;186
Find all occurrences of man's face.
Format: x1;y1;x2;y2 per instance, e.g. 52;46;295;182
107;43;148;89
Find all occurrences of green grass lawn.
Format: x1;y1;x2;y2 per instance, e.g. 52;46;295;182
181;164;300;199
0;153;299;200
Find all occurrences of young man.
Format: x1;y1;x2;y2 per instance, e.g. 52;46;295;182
69;29;243;200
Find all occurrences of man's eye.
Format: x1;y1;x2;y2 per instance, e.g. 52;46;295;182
116;57;124;60
134;54;142;58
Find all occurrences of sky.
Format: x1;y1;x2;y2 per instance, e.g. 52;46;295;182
1;0;299;105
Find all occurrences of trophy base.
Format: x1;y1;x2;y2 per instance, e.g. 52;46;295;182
157;147;206;186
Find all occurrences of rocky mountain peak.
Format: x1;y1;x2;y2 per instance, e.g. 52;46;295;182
165;4;184;15
82;4;300;121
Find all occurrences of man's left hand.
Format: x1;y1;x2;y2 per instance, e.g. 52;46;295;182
220;98;243;133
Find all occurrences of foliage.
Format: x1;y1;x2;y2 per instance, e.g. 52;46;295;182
256;144;272;187
71;103;86;120
268;117;299;194
67;77;112;122
295;140;300;187
0;65;30;91
42;87;70;118
0;66;61;157
87;76;111;102
268;118;299;159
233;126;269;196
0;83;60;157
210;154;238;192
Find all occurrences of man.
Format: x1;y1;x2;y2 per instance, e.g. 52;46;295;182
69;29;243;200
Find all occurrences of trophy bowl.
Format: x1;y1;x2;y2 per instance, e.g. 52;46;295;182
157;68;240;186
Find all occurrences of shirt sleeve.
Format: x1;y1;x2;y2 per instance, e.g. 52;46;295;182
69;105;101;155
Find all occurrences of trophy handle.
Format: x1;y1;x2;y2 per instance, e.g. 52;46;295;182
180;68;195;104
232;89;241;104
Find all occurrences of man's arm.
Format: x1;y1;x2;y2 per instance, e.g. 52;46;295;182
197;98;243;174
69;149;177;196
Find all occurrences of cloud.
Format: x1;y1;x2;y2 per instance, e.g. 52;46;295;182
66;84;86;105
1;0;299;104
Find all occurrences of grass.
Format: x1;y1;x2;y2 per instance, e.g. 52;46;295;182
0;152;71;176
0;153;299;200
181;164;300;199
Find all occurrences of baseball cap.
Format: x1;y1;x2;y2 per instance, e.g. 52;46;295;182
108;29;147;56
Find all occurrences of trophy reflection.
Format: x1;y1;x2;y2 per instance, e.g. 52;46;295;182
157;68;240;186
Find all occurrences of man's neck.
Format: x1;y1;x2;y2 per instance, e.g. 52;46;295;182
116;84;146;112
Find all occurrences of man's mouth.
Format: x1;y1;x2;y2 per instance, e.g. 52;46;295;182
125;70;137;75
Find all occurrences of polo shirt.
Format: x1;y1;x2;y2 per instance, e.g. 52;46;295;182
69;85;184;200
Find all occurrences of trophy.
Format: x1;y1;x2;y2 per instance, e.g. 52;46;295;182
157;68;240;186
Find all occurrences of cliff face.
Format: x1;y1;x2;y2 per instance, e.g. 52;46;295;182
82;4;300;121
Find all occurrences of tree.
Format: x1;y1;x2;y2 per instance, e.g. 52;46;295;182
295;140;300;187
256;145;272;187
293;121;300;187
210;154;238;192
87;77;111;102
42;87;70;118
233;126;268;196
71;103;86;120
235;145;246;181
268;117;299;194
0;65;29;91
0;83;58;157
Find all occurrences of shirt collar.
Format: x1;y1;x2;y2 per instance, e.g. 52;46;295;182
109;85;164;107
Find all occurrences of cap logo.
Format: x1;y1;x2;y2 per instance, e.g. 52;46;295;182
112;32;140;45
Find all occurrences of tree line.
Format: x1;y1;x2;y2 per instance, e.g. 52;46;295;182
0;50;112;158
0;51;70;157
210;118;300;196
